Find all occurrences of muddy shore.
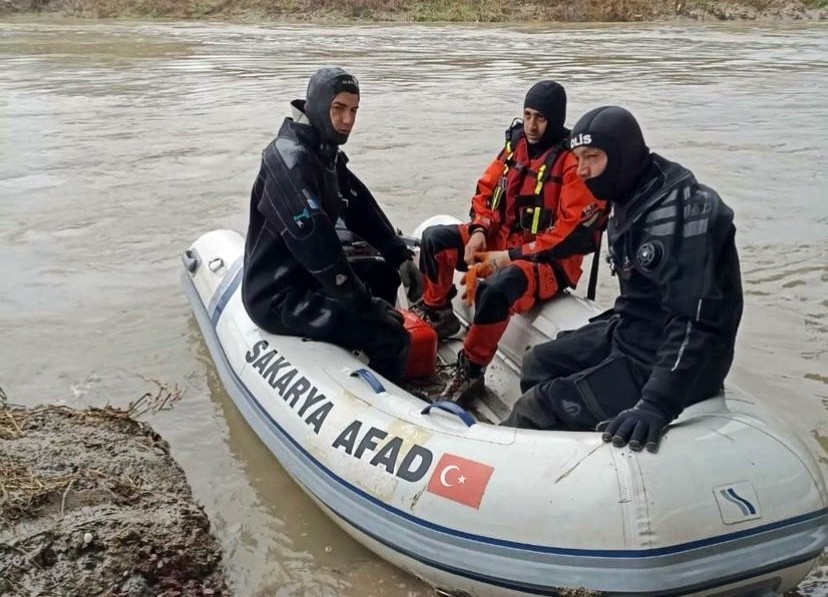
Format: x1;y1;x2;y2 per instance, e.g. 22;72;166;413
0;389;229;597
0;0;826;21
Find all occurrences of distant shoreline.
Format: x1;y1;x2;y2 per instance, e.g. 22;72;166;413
2;0;827;22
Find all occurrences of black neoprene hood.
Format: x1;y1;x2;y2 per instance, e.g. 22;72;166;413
305;66;360;145
570;105;651;203
523;80;568;145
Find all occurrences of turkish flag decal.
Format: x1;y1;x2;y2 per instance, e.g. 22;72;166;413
426;453;495;509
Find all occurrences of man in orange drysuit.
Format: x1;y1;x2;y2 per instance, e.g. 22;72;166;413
413;81;607;402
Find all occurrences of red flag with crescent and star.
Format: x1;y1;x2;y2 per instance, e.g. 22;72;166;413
426;453;495;509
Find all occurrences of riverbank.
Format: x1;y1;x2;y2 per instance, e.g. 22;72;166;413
1;0;826;21
0;390;229;596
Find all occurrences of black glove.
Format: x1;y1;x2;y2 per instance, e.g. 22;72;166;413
596;399;671;453
363;297;404;328
398;257;423;302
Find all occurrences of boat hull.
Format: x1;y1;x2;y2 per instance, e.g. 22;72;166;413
182;228;828;596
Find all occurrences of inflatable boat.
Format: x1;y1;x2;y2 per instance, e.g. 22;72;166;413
181;219;828;596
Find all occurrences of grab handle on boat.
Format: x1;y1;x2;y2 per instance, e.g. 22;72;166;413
421;401;475;427
350;368;386;393
181;249;200;273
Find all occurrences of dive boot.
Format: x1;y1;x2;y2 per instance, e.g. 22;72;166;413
439;350;485;403
410;299;461;340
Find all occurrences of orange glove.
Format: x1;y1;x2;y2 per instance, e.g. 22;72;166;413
460;260;494;306
473;250;511;272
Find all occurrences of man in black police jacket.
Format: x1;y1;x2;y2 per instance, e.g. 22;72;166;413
502;106;743;453
242;67;420;383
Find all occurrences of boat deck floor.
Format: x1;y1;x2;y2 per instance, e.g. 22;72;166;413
401;322;524;425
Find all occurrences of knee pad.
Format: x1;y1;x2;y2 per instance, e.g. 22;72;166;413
421;224;454;250
481;266;528;301
420;225;440;249
535;377;597;431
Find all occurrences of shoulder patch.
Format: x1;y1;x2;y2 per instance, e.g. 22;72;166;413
293;208;311;229
636;240;664;271
301;189;320;210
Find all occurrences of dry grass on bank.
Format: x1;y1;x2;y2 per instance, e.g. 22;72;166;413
2;0;826;21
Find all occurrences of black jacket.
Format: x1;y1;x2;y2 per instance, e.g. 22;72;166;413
242;107;409;333
607;154;743;416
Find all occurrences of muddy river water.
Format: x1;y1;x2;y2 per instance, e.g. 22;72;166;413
1;18;826;596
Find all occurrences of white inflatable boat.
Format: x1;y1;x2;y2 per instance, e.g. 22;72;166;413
181;220;827;597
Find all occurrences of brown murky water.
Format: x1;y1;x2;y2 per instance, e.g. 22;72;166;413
1;18;826;596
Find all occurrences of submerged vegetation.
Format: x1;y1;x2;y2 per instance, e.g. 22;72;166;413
1;0;826;20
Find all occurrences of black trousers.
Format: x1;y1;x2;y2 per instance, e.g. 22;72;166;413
501;318;647;430
268;258;409;383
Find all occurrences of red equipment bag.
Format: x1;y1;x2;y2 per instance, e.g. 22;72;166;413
399;309;438;379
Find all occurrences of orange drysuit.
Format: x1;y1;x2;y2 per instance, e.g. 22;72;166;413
419;126;606;367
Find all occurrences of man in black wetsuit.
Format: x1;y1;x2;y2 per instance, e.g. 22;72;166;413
502;106;743;453
242;67;421;383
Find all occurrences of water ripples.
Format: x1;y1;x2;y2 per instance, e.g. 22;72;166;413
1;18;826;596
